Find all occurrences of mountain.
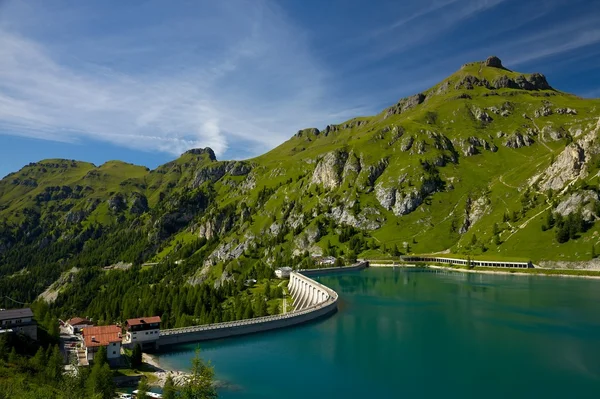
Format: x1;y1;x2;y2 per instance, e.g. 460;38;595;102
2;56;600;311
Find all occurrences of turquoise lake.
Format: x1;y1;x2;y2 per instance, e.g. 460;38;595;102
157;268;600;398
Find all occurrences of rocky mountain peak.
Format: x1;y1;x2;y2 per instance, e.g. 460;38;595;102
184;147;217;161
484;56;503;68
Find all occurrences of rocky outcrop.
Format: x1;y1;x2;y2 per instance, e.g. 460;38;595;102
390;177;442;216
197;211;237;240
296;128;320;137
363;159;389;188
492;73;552;90
400;136;414;152
185;147;217;161
459;136;496;156
342;152;362;179
129;193;149;214
472;107;493;123
503;132;534;148
455;75;491;90
203;238;253;268
484;56;503;68
226;161;252;176
541;126;565;141
535;118;600;191
459;196;487;234
384;93;426;118
192;164;227;187
64;210;87;224
555;108;577;115
534;106;553;117
311;151;349;189
375;182;396;210
555;191;599;222
108;193;127;212
329;204;382;230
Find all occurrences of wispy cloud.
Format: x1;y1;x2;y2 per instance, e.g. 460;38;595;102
0;1;368;159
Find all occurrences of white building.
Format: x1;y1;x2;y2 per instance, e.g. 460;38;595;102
0;308;37;340
125;316;161;350
82;325;122;363
275;267;292;278
65;317;94;335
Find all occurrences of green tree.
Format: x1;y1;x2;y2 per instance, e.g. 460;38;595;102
492;223;499;236
163;375;177;399
94;346;108;368
181;348;217;399
137;377;150;399
45;345;64;383
263;281;271;300
392;244;400;257
30;346;46;372
556;223;570;243
470;234;478;247
86;362;115;399
131;343;143;369
592;245;597;259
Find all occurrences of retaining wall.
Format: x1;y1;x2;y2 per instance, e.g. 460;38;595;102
159;273;337;347
158;262;369;347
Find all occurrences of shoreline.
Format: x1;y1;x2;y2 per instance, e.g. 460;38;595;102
370;263;600;280
142;353;190;387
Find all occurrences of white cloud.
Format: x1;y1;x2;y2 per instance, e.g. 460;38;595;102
0;1;368;159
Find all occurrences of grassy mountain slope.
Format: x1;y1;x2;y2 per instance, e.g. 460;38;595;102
2;56;600;309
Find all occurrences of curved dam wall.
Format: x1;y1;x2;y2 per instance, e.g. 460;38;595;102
159;271;338;347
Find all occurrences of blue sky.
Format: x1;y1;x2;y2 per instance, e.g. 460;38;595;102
1;0;599;178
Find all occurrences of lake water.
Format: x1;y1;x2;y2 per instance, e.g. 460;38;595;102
157;268;600;398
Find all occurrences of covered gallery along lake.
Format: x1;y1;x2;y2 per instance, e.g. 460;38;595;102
157;268;600;398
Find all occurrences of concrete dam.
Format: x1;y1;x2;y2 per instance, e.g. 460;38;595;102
158;262;368;347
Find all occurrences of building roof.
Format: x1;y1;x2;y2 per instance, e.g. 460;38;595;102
66;317;93;326
277;267;293;271
83;325;122;348
126;316;161;327
0;308;33;321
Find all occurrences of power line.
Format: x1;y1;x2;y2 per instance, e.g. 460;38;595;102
2;295;29;306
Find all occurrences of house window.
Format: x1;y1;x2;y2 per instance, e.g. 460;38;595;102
113;351;116;355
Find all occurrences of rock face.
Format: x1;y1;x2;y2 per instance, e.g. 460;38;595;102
485;56;503;68
473;107;493;123
64;210;87;224
400;136;414;152
384;93;426;118
492;74;552;90
459;196;487;234
311;151;349;189
108;193;126;212
535;106;553;117
535;119;600;191
503;132;534;148
329;204;382;230
555;191;599;222
375;183;396;210
129;193;149;215
555;108;577;115
296;128;320;137
185;147;217;161
455;75;491;90
342;152;362;179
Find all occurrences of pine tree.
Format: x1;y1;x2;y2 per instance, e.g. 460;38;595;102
30;346;46;372
163;375;177;399
181;348;217;399
131;343;143;369
95;346;108;368
45;345;64;383
137;377;150;399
